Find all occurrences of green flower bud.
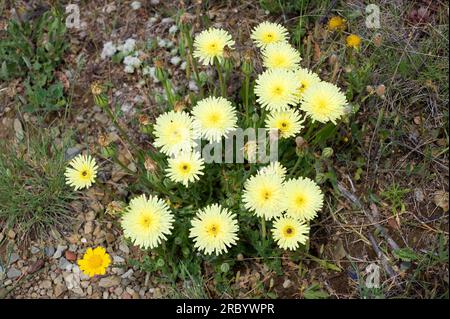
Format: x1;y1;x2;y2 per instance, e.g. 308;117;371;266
321;147;334;159
220;263;230;273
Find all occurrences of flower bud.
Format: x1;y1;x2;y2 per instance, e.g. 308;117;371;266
220;263;230;273
315;173;327;184
321;147;334;158
376;84;386;97
105;201;126;216
144;157;158;173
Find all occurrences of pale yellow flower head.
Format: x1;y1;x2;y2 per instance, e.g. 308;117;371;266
193;28;235;65
189;204;239;255
192;96;237;143
166;151;205;187
293;67;321;98
251;21;288;48
262;42;301;71
153;111;197;156
300;82;347;123
265;109;304;139
78;247;111;277
258;161;287;181
242;173;285;220
283;177;324;221
65;154;98;191
272;217;309;250
255;69;299;112
121;194;175;249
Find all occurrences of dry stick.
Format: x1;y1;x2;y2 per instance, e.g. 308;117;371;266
367;233;397;279
337;182;400;252
337;182;402;284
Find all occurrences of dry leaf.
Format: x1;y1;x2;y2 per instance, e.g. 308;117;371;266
434;191;449;212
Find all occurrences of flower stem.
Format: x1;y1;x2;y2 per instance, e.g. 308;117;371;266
261;217;267;241
182;25;204;97
101;103;138;154
214;57;226;97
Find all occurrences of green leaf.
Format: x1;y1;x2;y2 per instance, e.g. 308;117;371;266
393;248;419;262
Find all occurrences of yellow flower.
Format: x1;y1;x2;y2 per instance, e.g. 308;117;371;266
265;109;304;139
153;111;197;156
65;154;98;191
251;21;288;48
262;42;301;70
272;217;309;250
327;16;347;31
293;67;321;98
242;173;284;220
300;82;347;123
283;177;324;221
193;28;235;65
78;247;111;277
258;161;287;181
121;194;175;249
189;204;239;255
346;34;362;49
166;151;205;187
192;96;237;143
255;69;299;112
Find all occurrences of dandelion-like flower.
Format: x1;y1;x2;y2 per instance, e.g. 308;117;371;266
255;69;299;112
327;16;347;31
153;111;197;156
166;151;205;187
78;247;111;277
265;109;304;139
346;34;362;49
272;217;309;250
300;82;347;123
242;173;285;220
258;161;287;181
189;204;239;255
192;96;237;143
251;21;288;48
121;194;175;249
65;154;98;191
262;42;301;70
293;67;321;98
283;177;324;221
193;28;235;65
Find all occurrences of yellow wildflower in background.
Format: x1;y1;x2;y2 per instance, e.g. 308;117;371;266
121;194;174;249
265;109;304;139
255;69;299;112
300;82;347;123
192;96;237;143
327;16;347;31
283;177;324;221
166;151;205;187
262;42;301;70
193;28;235;65
293;67;321;98
251;21;288;48
189;204;239;255
78;247;111;277
153;111;197;156
242;173;285;220
346;34;362;49
65;154;98;191
272;217;309;250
